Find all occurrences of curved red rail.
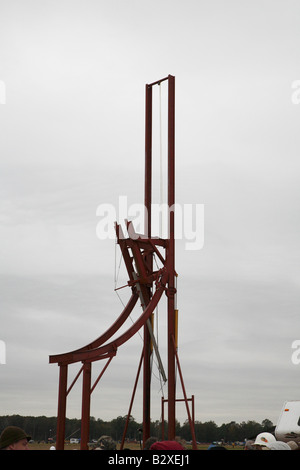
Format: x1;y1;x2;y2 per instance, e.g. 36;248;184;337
49;291;139;364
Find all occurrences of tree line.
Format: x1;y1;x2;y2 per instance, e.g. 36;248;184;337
0;414;274;444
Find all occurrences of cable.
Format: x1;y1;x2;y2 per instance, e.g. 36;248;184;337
159;82;163;238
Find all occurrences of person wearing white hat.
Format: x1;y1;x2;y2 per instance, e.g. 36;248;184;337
253;432;276;450
267;441;291;450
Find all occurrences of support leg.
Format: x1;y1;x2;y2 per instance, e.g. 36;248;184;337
56;364;68;450
81;362;91;450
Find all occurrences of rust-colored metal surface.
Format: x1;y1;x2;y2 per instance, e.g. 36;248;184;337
49;75;197;450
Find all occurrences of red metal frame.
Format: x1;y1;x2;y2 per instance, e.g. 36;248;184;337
49;75;197;450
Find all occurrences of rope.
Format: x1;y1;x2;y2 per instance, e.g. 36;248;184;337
113;239;144;341
159;83;163;238
113;81;169;397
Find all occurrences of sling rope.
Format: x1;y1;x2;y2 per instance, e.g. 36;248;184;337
159;82;163;238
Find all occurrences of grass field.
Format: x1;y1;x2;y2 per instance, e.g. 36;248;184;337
28;442;243;451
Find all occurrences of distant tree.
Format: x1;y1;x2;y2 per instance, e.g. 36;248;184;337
261;419;274;431
0;414;274;444
239;420;262;440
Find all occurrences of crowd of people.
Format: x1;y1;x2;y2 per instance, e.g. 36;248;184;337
0;425;299;451
90;435;186;450
243;432;299;450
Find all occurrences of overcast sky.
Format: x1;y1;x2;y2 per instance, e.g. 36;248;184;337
0;0;300;430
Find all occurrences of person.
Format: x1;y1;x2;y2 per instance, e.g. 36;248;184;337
0;426;31;450
207;445;227;450
175;437;187;449
207;443;227;450
267;441;291;450
244;439;255;450
143;436;158;450
287;440;299;450
252;432;276;450
150;440;185;450
91;435;116;450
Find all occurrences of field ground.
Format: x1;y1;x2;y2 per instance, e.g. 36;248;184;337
28;442;243;451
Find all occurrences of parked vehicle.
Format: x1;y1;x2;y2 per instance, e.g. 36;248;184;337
275;401;300;442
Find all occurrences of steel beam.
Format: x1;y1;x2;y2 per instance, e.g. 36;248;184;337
167;75;176;440
56;364;68;450
80;362;91;450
